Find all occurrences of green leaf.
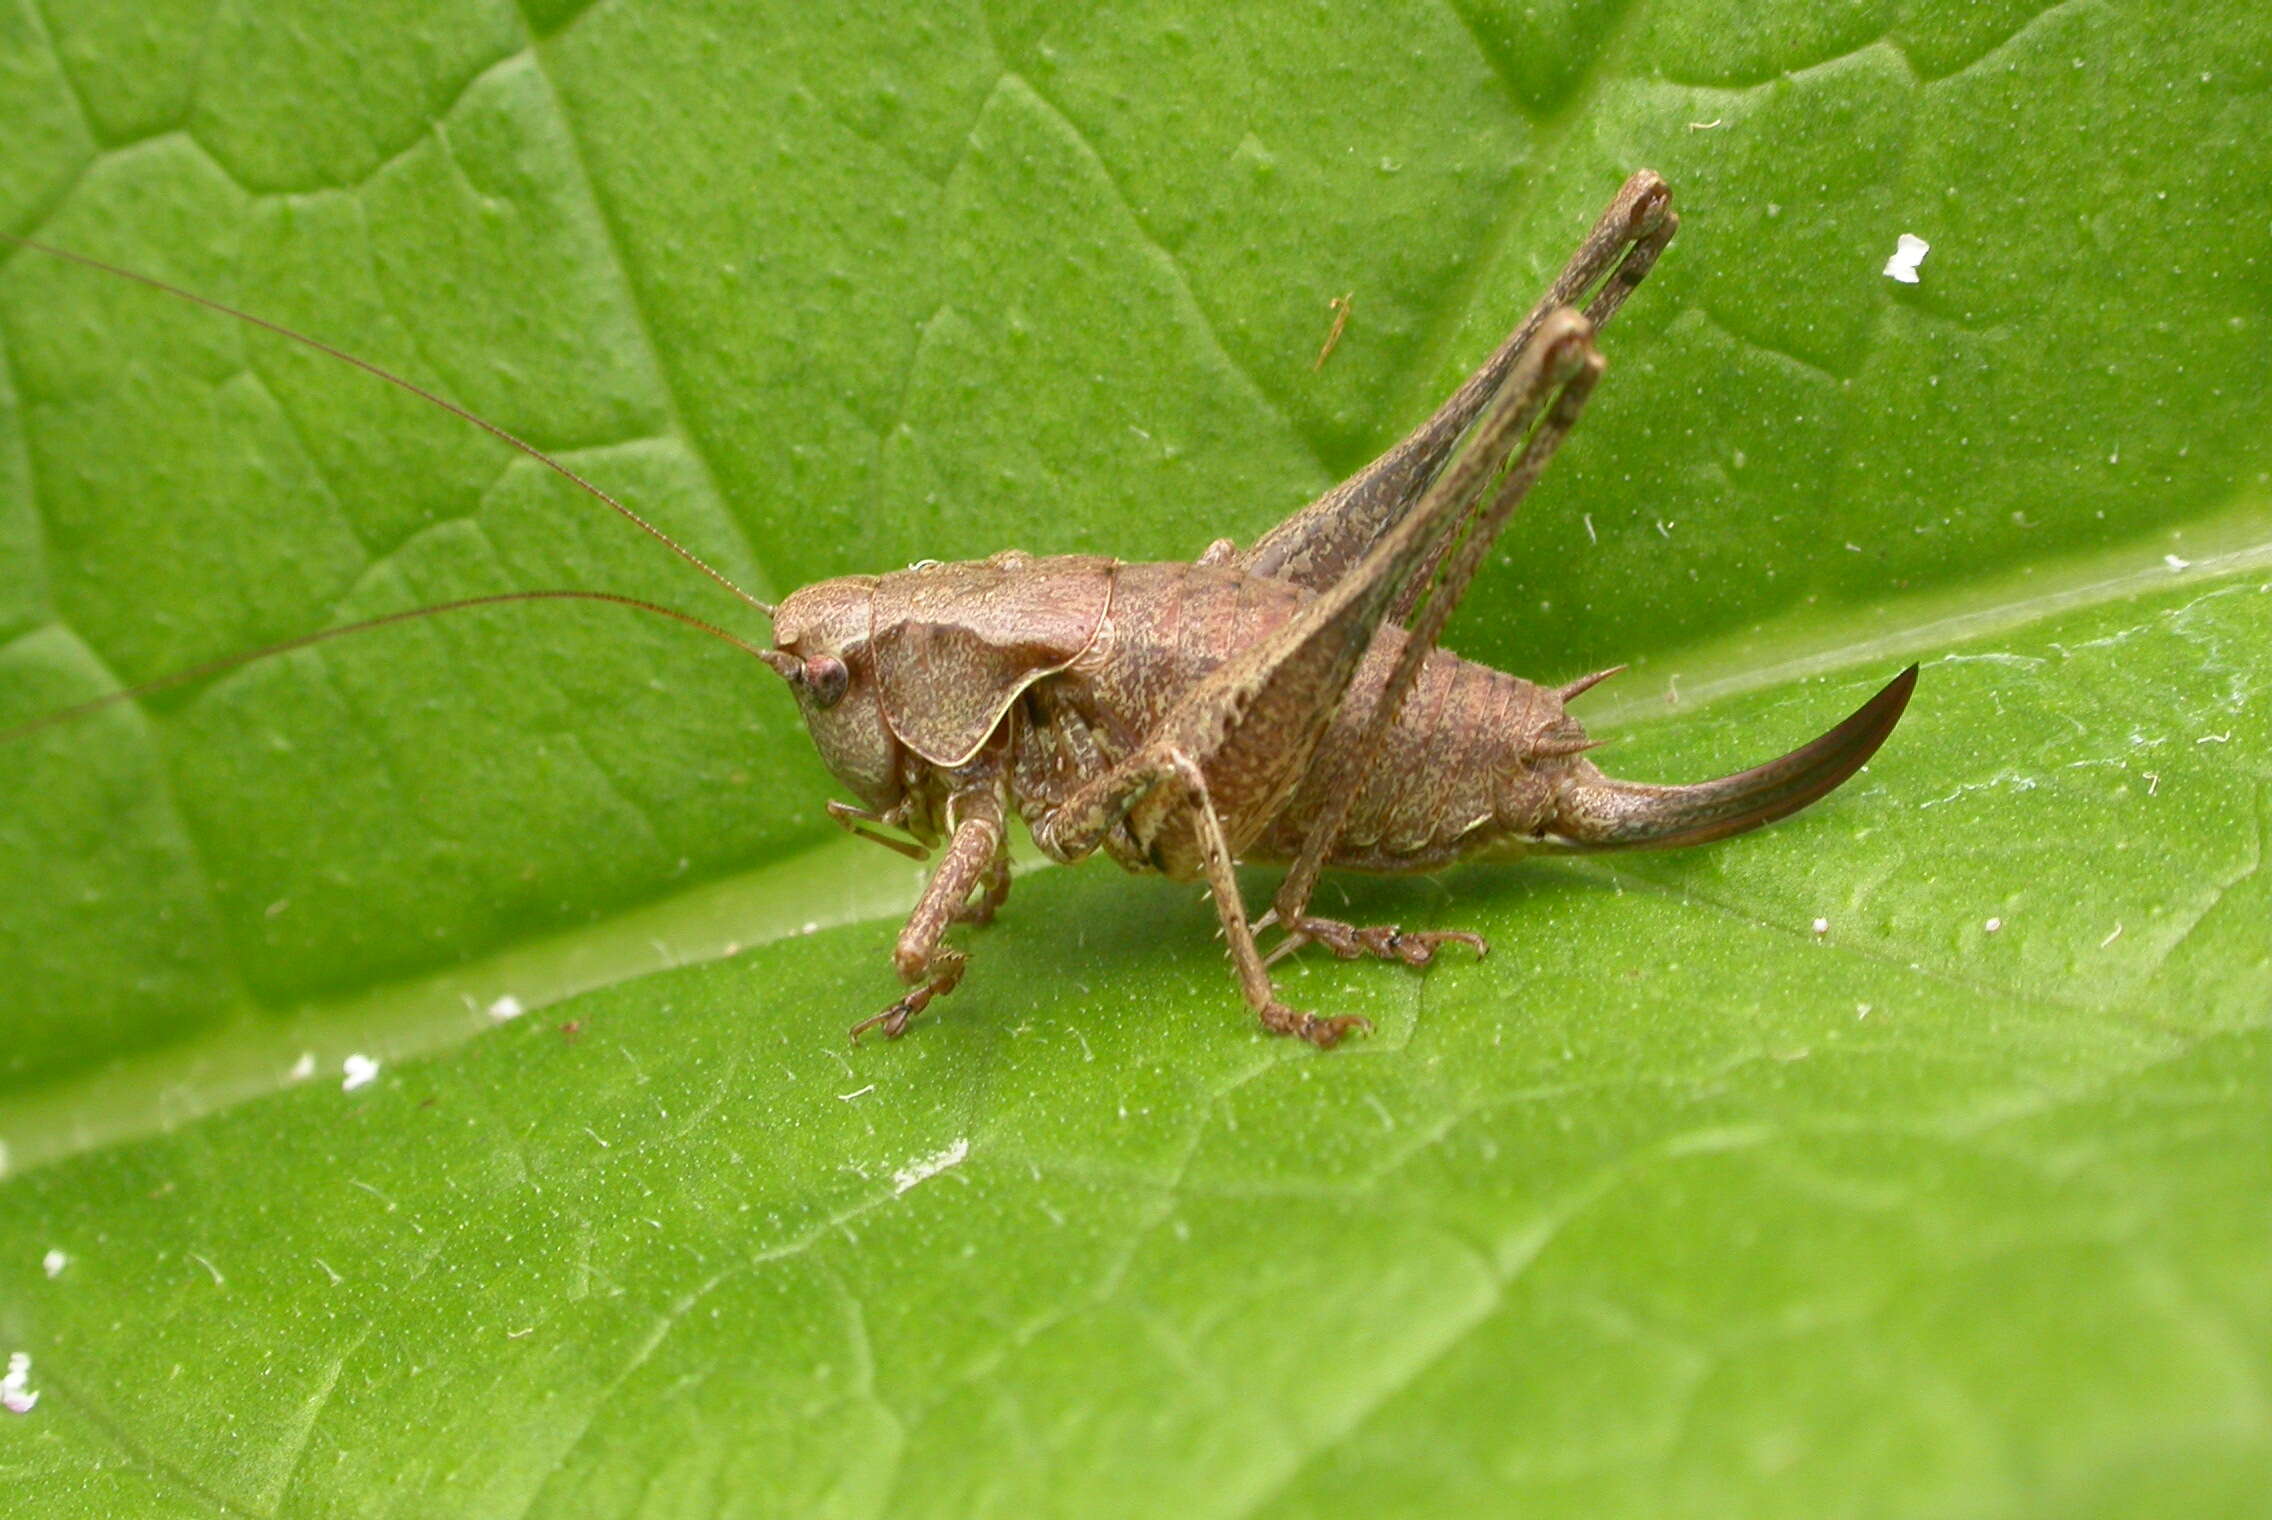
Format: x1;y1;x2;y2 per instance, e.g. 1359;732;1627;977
3;1;2269;1514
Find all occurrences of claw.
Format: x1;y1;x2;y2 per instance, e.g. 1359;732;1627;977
1303;1013;1373;1049
848;999;917;1043
1259;1003;1373;1048
850;982;940;1043
1380;927;1491;966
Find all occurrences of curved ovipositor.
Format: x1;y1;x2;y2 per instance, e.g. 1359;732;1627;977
1550;665;1919;851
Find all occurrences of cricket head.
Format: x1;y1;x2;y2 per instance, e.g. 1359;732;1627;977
765;575;902;810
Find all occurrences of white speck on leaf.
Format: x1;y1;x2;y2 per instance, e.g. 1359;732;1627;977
2165;553;2192;571
892;1138;970;1195
486;995;525;1021
341;1054;381;1092
289;1052;317;1081
837;1084;876;1102
1984;917;2003;934
41;1250;66;1279
1884;232;1930;284
346;1179;396;1210
1811;917;1830;936
2;1353;37;1414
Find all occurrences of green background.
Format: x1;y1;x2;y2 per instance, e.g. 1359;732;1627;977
2;0;2268;1514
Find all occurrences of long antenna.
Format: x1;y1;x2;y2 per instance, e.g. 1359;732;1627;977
0;231;776;618
0;589;787;745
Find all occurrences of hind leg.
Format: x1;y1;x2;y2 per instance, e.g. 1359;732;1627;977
1265;320;1606;969
1256;910;1488;970
1240;171;1675;596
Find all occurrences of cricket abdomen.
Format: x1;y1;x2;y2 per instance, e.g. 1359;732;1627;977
1243;624;1594;872
1016;559;1590;873
1003;556;1912;879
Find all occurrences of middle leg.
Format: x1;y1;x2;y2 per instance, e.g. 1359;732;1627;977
956;853;1012;926
1033;745;1368;1047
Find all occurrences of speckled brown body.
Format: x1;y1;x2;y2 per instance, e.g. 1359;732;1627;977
1004;559;1594;878
761;171;1916;1046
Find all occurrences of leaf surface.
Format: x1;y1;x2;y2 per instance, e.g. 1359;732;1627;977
2;1;2268;1514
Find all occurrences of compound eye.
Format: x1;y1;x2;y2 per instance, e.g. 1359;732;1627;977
803;653;849;708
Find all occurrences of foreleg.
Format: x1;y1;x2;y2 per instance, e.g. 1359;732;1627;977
850;787;1005;1041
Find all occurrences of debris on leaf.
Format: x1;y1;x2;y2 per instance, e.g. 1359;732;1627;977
1313;292;1354;371
1883;232;1930;284
1;1353;36;1414
341;1054;381;1092
41;1250;67;1279
486;995;525;1021
892;1137;970;1195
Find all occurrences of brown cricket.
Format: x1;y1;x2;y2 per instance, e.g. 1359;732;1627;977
5;170;1914;1048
